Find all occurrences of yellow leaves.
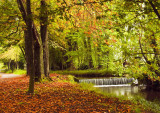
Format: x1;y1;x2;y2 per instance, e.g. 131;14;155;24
0;46;21;61
157;76;160;81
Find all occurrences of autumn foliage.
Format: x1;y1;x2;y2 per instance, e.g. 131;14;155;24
0;74;153;113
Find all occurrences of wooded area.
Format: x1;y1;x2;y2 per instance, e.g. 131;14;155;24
0;0;160;93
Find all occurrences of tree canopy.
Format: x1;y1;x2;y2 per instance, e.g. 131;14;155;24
0;0;160;92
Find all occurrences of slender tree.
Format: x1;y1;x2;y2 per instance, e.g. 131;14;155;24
26;0;35;94
40;0;50;79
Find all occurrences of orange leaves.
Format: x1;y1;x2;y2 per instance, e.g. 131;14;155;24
111;38;117;43
108;20;113;26
104;40;110;45
77;11;83;17
0;74;152;113
105;41;110;45
84;30;92;37
104;38;117;46
84;31;91;35
93;41;98;47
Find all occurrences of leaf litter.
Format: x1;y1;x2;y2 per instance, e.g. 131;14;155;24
0;74;154;113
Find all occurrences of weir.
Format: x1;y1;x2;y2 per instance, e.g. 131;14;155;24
79;77;136;85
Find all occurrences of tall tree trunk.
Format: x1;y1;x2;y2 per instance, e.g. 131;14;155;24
26;0;35;94
8;60;11;70
34;37;42;82
40;0;50;78
17;0;42;82
32;23;42;82
24;29;31;76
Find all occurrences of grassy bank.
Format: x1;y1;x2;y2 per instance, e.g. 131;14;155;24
51;69;118;77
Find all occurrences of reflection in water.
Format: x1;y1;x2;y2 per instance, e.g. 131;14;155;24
140;91;160;101
96;85;141;97
96;85;160;101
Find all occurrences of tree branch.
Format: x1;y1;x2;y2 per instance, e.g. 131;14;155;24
19;45;26;62
148;0;160;19
134;52;160;55
139;38;151;64
4;21;19;39
17;0;27;23
17;0;41;46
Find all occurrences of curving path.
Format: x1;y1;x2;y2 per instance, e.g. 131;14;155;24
0;72;24;78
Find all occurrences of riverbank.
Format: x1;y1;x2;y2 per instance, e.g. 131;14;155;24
51;69;118;77
0;73;155;112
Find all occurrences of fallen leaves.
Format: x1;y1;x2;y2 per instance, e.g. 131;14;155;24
0;74;153;113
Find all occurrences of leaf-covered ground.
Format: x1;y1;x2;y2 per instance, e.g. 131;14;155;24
0;74;154;113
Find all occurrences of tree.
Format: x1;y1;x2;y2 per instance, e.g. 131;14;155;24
0;0;25;71
55;0;160;90
112;0;160;90
26;0;35;93
1;0;160;93
16;0;48;93
40;0;50;79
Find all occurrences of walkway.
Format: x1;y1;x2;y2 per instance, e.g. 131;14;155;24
0;72;24;78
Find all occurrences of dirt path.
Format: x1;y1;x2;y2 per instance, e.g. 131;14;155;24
0;72;24;78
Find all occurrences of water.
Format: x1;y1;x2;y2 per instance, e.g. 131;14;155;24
78;77;160;101
96;85;144;97
79;77;136;85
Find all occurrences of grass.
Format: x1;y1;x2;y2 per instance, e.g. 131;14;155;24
1;69;12;73
1;69;26;75
13;69;26;75
131;96;160;113
51;69;118;77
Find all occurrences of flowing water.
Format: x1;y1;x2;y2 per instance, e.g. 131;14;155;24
79;77;136;85
78;77;160;101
